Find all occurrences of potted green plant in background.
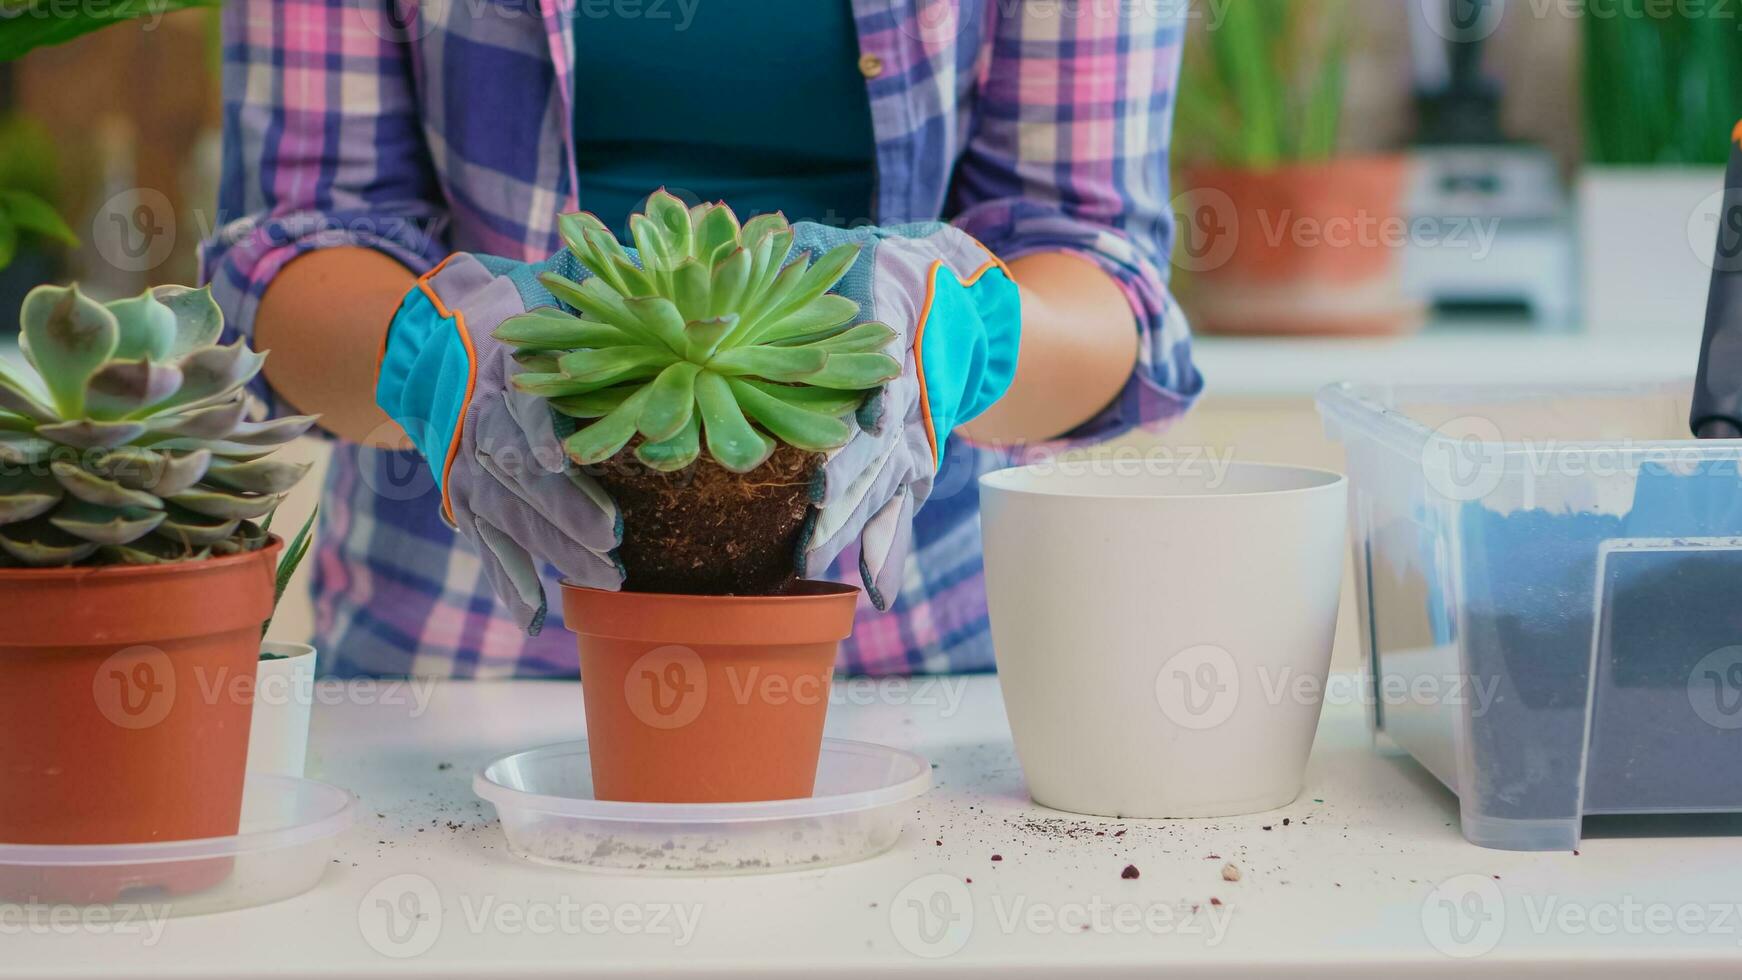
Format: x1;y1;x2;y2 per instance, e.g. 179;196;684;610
496;190;899;804
0;283;313;875
1578;8;1740;338
1173;0;1422;335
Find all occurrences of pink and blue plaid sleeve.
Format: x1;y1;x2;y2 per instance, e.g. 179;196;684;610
950;0;1203;447
197;0;450;419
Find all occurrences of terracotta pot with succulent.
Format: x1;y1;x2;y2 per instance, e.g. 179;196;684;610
1173;0;1421;336
495;192;900;803
0;283;314;866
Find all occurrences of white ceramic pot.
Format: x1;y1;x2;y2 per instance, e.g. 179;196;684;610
981;460;1347;818
249;641;317;777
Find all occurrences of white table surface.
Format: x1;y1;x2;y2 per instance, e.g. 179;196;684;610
9;675;1742;978
1193;326;1699;398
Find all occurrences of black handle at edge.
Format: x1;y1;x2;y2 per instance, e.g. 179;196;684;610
1690;126;1742;439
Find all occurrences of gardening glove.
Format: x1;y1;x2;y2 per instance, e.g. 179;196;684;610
375;252;624;634
789;222;1023;609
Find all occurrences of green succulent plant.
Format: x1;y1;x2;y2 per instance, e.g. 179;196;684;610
494;190;902;474
0;283;316;566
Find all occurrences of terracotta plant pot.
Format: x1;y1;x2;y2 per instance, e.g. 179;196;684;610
562;582;859;803
1178;155;1424;336
0;544;279;857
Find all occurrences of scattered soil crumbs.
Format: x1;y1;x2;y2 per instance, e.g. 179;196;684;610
1121;864;1140;880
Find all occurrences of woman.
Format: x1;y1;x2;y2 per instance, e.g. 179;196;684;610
202;0;1201;678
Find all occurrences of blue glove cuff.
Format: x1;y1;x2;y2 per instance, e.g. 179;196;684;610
375;268;474;505
917;262;1022;462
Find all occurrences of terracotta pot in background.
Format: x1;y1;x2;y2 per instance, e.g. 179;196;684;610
1178;156;1425;336
0;543;279;852
562;582;860;804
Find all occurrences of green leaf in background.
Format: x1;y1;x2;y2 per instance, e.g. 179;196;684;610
1584;7;1742;166
1175;0;1352;168
0;0;223;62
0;211;17;270
0;191;78;246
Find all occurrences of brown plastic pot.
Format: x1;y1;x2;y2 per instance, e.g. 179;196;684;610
1179;155;1424;336
562;581;860;803
0;542;279;901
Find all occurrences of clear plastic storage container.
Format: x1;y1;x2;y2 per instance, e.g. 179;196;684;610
1319;380;1742;851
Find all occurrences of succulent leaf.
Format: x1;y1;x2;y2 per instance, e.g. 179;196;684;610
0;520;100;565
167;487;282;521
91;447;212;497
0;360;56;422
154;503;243;547
0;472;61;523
706;346;827;382
221;415;320;447
143;398;248;440
105;291;177;362
557;346;676;385
728;378;853;452
562;387;652;466
495;309;635;350
682;315;737;363
49;501;168;546
85;359;184;419
152;285;226;357
805;352;903;389
1;282;310;565
740;379;865;417
500;201;897;476
634;414;701;472
636;362;701;442
20;284;118;418
52;460;164;510
805;321;899;354
204;457;313;494
0;432;53;465
694;370;773;473
753;294;860;345
151;343;265;412
36;419;148;449
549;387;637;419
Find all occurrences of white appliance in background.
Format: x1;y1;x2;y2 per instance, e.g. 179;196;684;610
1579;167;1726;342
1402;0;1577;328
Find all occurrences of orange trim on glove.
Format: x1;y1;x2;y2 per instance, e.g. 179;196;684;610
910;255;1013;463
407;254;477;526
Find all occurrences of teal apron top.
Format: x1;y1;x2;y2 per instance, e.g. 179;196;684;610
572;0;877;240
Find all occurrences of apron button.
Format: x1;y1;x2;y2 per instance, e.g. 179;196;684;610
858;53;884;79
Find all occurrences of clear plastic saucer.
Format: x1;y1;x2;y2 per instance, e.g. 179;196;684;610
475;738;931;875
0;774;354;916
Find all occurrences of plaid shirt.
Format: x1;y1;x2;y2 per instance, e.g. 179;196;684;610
202;0;1202;678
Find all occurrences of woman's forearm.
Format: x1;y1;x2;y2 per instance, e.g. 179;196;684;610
957;251;1138;446
255;247;417;448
